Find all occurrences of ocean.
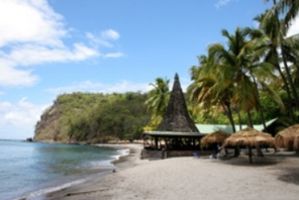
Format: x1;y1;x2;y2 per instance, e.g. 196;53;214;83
0;140;127;200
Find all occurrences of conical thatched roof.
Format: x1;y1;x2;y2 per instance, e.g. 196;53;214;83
275;124;299;150
157;73;199;132
223;128;275;148
201;131;229;147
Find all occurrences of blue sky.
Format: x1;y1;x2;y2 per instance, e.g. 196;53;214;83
1;0;298;139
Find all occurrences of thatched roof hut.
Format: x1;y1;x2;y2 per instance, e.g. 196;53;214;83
223;128;275;163
201;131;229;148
275;124;299;151
157;73;199;132
223;128;275;148
294;135;299;152
144;74;201;151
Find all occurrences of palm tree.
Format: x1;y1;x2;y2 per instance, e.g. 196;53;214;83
266;0;299;28
253;11;299;115
189;51;237;132
208;27;281;127
210;28;261;127
145;77;170;117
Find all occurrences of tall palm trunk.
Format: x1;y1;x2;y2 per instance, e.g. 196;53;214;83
237;108;242;130
273;51;296;120
276;64;293;105
250;74;266;129
272;0;299;111
247;111;253;128
258;105;267;130
281;50;299;108
222;102;236;133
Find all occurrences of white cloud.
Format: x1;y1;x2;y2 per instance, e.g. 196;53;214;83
215;0;234;9
86;32;113;48
0;64;38;86
86;29;121;48
47;80;152;95
0;0;123;87
0;0;65;47
101;29;120;40
287;15;299;37
104;52;125;58
2;43;99;66
0;98;48;139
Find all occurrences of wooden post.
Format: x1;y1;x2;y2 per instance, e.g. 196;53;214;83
154;137;158;149
234;146;240;157
256;145;264;157
248;147;253;164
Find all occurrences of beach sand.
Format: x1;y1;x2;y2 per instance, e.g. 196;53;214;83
45;145;299;200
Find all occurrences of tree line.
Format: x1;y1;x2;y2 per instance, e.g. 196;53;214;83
146;1;299;133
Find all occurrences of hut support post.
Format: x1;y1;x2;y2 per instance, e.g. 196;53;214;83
154;137;158;149
248;147;253;163
224;148;228;156
234;146;240;157
256;145;264;157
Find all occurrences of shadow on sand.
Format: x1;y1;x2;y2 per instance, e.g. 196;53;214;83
274;152;299;185
278;167;299;185
219;151;299;185
219;155;281;167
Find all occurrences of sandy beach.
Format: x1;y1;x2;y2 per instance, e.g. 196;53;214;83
44;145;299;200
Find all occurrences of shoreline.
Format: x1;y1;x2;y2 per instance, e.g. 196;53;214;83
43;143;143;200
18;143;142;200
41;149;299;200
18;144;299;200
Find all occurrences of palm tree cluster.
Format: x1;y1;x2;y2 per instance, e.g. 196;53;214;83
188;0;299;132
144;77;170;130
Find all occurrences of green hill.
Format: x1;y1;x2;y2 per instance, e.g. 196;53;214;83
34;92;150;143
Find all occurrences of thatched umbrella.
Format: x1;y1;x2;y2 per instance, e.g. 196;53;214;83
294;135;299;152
275;124;299;151
223;128;275;163
201;131;229;148
201;131;229;158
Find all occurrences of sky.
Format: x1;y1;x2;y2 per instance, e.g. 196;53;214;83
0;0;298;139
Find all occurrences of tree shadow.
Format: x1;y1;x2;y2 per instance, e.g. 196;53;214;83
275;153;299;185
278;168;299;185
219;155;281;167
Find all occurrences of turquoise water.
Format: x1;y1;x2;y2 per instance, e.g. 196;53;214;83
0;140;123;200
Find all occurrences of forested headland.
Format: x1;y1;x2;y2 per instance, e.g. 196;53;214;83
34;92;150;143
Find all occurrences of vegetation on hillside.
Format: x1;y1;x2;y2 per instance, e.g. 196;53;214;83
35;92;150;143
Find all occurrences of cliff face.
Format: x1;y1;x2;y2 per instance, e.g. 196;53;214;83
34;101;67;142
34;92;150;143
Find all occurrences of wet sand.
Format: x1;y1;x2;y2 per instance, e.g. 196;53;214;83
44;146;299;200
